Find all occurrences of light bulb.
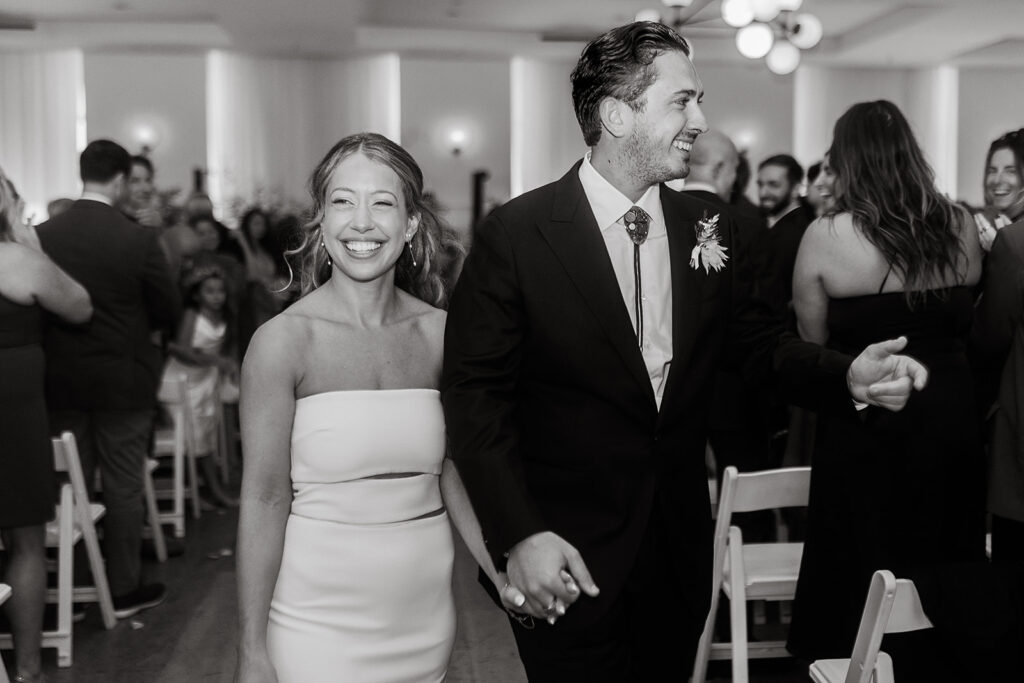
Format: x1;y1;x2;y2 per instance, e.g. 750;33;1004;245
750;0;780;23
635;9;662;23
765;40;800;74
789;13;823;49
721;0;754;28
736;23;774;59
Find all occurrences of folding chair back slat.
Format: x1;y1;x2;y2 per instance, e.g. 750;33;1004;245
727;466;812;514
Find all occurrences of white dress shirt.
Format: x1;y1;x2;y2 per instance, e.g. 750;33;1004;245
80;190;113;206
578;154;673;409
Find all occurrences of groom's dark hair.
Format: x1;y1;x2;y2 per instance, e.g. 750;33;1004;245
571;21;691;147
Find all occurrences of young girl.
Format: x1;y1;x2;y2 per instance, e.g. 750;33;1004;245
163;265;239;508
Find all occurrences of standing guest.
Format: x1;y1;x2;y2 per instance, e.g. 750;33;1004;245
37;139;181;618
972;218;1024;563
442;23;929;680
810;153;837;217
788;101;986;675
185;215;246;321
804;161;824;216
757;154;809;229
757;154;817;318
0;168;91;683
729;151;761;222
163;266;239;508
682;130;775;543
120;155;163;229
235;133;517;683
229;208;287;353
975;129;1024;251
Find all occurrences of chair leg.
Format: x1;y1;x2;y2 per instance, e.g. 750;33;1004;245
692;584;722;683
729;591;749;683
56;486;74;667
187;448;201;520
143;461;168;563
79;514;117;629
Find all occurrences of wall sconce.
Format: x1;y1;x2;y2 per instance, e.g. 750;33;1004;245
132;122;162;156
448;128;468;156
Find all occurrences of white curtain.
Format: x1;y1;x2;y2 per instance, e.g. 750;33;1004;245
206;51;401;220
0;50;85;222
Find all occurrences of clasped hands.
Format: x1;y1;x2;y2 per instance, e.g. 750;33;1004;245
847;336;929;411
498;531;599;626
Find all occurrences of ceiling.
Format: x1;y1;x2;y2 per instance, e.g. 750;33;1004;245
2;0;1023;68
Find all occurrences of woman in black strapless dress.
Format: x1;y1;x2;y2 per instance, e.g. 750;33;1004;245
0;169;91;683
786;102;987;679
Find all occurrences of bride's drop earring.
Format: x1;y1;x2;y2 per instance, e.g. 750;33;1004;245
321;239;332;266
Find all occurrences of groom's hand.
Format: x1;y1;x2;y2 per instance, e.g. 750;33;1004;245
506;531;600;622
847;336;929;412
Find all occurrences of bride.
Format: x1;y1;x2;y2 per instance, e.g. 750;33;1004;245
235;133;524;682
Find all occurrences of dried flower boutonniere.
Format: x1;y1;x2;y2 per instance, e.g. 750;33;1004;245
689;212;728;273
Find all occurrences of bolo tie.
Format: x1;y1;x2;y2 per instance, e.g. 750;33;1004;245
622;206;651;348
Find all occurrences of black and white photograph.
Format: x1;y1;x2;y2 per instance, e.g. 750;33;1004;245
1;1;1024;681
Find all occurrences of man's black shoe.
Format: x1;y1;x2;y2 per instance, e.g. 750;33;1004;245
112;583;166;619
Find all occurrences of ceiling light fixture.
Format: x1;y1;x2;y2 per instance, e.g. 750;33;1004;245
719;0;822;74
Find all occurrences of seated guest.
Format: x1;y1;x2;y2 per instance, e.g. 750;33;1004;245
788;101;986;680
972;217;1024;563
1;167;91;683
975;129;1024;251
37;139;180;618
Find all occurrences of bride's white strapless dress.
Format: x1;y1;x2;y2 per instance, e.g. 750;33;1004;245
266;389;456;683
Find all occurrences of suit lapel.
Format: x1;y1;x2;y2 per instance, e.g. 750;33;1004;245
659;186;703;419
536;164;656;405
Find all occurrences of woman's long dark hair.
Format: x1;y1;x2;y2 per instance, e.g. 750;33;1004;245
285;132;462;308
828;100;969;304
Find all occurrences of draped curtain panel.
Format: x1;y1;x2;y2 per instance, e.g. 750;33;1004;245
206;51;400;219
0;50;85;222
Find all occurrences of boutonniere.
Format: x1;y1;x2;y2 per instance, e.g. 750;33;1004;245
689;212;728;273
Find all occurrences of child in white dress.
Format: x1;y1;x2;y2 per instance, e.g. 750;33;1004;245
163;265;239;507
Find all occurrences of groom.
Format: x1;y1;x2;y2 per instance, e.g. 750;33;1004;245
442;22;926;681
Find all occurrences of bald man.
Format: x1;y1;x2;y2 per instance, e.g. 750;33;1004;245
680;130;778;552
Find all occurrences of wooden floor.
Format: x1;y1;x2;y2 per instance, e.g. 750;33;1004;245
5;506;807;682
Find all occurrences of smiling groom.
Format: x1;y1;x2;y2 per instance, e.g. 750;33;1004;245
442;22;927;681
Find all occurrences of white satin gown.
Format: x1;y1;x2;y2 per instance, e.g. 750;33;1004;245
266;389;456;682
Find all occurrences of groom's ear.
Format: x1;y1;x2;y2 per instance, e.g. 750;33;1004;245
599;97;631;140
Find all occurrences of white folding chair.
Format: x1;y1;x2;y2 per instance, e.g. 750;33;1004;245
142;458;168;562
0;583;11;683
0;432;117;667
809;570;932;683
152;372;201;537
692;465;812;683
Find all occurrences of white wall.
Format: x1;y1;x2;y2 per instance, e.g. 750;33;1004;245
401;56;511;233
84;51;207;198
696;62;794;196
957;66;1024;207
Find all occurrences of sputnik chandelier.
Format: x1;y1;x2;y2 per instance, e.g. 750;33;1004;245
721;0;822;74
634;1;823;74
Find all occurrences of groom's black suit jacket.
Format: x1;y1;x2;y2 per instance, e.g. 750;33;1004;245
442;162;851;627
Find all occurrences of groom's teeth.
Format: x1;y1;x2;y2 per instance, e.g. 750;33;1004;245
673;140;691;152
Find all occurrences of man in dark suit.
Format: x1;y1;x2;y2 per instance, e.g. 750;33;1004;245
683;131;776;546
38;139;180;618
756;154;816;318
973;219;1024;563
442;22;927;680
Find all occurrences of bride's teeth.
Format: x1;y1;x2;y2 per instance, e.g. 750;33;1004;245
345;241;382;253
